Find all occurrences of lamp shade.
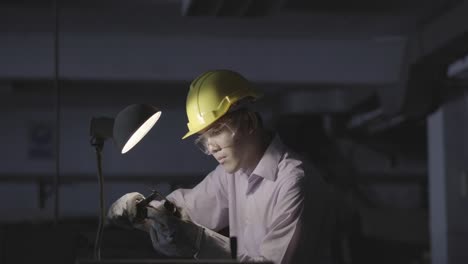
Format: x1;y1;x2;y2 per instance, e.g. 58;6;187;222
113;104;161;154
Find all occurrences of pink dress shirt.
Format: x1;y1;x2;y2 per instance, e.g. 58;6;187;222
167;135;334;264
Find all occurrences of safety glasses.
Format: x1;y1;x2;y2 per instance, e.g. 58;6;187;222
194;122;238;155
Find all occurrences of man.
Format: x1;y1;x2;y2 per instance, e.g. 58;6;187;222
108;70;336;263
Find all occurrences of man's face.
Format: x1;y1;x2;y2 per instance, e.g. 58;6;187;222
195;114;247;173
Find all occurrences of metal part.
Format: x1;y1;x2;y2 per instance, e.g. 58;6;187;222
135;189;181;221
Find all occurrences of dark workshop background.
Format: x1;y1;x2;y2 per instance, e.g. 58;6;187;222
1;0;468;263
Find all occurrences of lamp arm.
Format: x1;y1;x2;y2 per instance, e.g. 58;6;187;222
89;116;112;260
91;139;106;260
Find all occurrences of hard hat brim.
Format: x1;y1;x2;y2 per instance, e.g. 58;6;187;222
182;129;198;140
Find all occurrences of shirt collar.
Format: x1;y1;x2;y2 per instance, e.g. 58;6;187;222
250;134;284;181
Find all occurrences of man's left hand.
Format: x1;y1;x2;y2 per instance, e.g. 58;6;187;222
146;201;204;258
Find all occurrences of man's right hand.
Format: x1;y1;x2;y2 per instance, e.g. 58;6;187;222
107;192;145;229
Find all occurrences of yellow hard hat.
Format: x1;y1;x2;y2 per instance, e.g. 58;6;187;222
182;69;262;139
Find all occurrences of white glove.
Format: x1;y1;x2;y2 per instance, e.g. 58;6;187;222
146;201;231;259
107;192;145;229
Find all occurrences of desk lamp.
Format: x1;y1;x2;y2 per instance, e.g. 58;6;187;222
89;104;161;260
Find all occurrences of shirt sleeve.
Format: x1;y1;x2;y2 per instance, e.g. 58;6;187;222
249;176;305;264
166;165;229;231
246;169;334;264
239;171;332;264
